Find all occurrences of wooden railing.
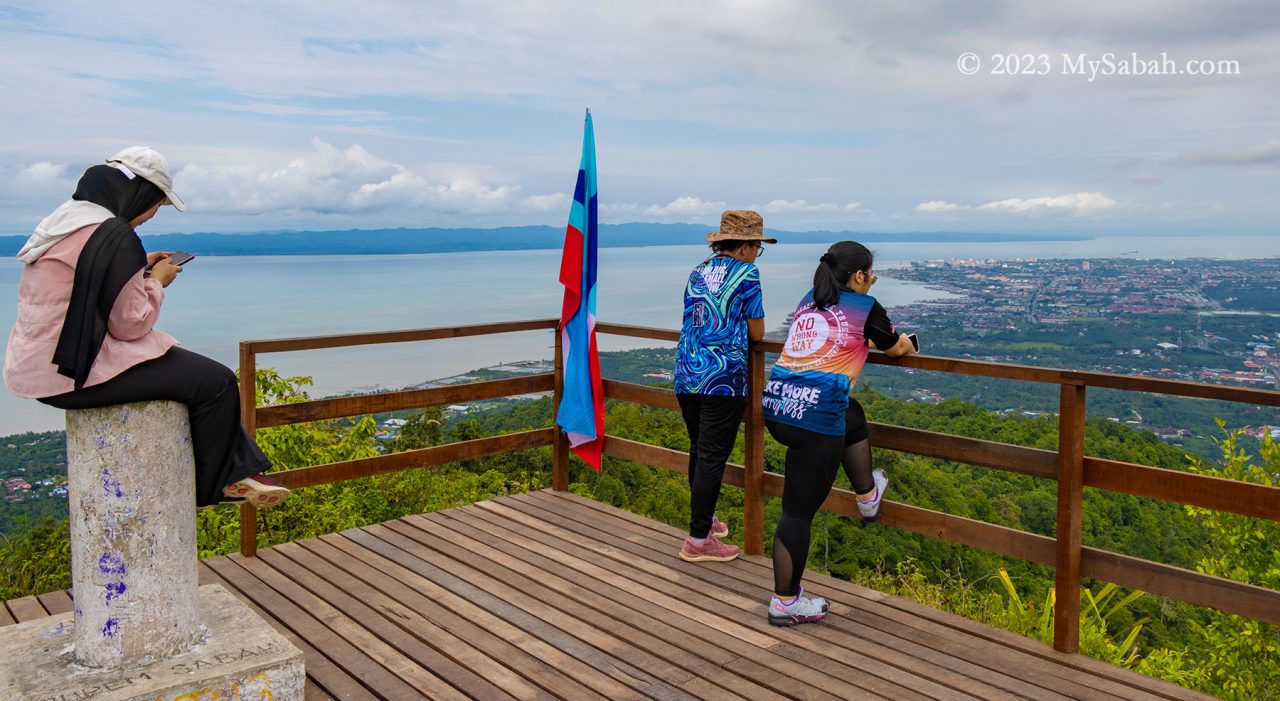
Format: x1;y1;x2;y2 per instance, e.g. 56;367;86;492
239;318;1280;655
236;319;561;557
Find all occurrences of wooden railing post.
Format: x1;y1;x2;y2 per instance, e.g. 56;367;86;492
238;341;259;557
551;326;570;491
743;341;766;556
1054;380;1086;652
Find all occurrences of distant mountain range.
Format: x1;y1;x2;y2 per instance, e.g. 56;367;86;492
0;224;1091;257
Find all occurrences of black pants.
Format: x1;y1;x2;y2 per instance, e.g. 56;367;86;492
40;347;268;507
765;400;870;596
767;401;870;519
677;393;746;539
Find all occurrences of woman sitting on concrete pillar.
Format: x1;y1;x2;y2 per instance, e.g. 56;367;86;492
3;147;289;509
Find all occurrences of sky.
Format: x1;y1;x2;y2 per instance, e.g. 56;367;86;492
0;1;1276;237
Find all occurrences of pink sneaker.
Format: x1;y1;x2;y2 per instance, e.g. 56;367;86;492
710;515;729;539
680;534;740;562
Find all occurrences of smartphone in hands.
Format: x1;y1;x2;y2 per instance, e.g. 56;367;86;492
907;333;919;352
168;251;196;266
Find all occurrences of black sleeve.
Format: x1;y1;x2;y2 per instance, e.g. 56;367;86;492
864;301;900;350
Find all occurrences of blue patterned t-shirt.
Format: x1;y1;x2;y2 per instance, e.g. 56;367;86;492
673;255;764;396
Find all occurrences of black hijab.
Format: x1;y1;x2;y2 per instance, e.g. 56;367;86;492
51;165;166;389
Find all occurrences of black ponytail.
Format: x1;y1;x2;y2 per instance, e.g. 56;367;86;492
812;241;873;309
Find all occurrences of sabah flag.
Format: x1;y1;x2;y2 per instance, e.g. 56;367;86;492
556;110;604;469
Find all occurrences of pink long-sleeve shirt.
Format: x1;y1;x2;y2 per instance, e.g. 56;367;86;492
4;224;177;398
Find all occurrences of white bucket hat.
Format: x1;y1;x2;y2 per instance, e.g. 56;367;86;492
105;146;186;212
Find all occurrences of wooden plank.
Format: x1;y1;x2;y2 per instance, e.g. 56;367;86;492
6;596;47;623
300;535;604;701
513;494;1075;701
602;435;746;486
1085;456;1280;521
239;341;259;558
594;322;680;343
247;318;558;354
400;513;779;701
762;470;1059;566
345;525;651;701
406;510;896;701
337;528;641;701
870;423;1059;480
874;495;1058;567
197;562;375;701
743;343;766;556
532;491;1202;701
368;520;705;701
205;554;428;700
257;544;524;701
1081;547;1280;626
229;552;471;700
36;590;73;616
773;326;1280;405
549;489;1210;701
1063;370;1280;407
305;686;335;701
478;496;1064;701
1055;383;1086;653
602;379;681;411
271;428;553;489
240;502;259;559
257;374;552;427
864;351;1070;385
445;504;1000;701
0;600;15;626
552;329;569;491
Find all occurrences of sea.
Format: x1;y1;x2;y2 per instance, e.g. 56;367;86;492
0;233;1274;435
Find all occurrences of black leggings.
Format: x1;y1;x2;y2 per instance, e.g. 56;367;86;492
766;400;872;596
677;393;747;539
40;347;268;507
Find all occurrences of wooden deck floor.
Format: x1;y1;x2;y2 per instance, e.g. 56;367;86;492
3;489;1211;700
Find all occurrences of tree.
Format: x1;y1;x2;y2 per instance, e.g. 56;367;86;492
1157;425;1280;699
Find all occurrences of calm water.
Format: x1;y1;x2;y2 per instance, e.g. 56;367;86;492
1;234;1274;434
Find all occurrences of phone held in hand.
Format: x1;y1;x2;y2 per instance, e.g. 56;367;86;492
907;333;919;352
168;251;196;266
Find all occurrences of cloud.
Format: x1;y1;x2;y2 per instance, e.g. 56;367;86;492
978;192;1117;215
916;192;1117;216
521;192;570;212
174;138;557;218
642;196;727;218
753;199;863;214
15;162;68;184
202;102;393;121
1;3;1277;234
915;200;969;213
1176;138;1280;167
0;161;74;206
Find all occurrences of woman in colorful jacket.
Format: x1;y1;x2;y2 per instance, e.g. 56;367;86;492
761;241;917;625
673;210;774;562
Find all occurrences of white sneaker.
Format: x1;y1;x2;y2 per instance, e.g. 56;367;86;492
857;468;888;523
767;587;829;626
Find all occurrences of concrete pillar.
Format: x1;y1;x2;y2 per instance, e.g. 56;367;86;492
65;400;201;668
0;399;305;700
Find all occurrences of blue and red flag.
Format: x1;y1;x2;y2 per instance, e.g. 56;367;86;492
556;109;604;469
